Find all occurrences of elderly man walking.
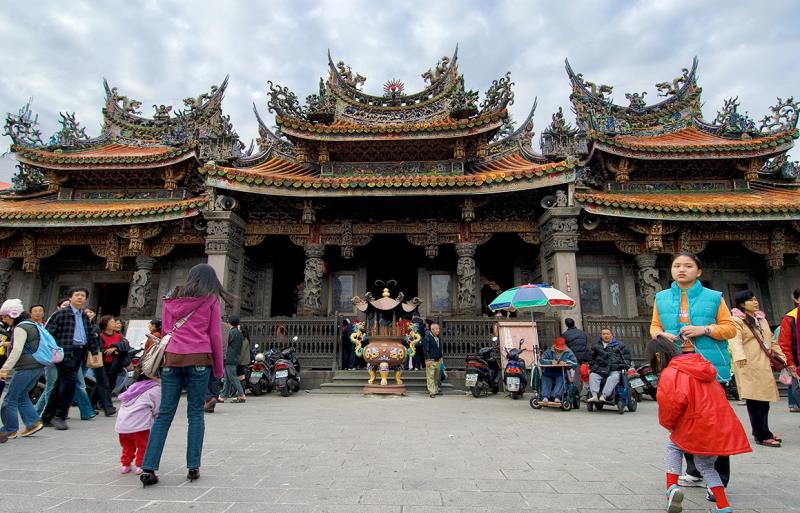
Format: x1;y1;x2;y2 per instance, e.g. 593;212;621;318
421;323;443;398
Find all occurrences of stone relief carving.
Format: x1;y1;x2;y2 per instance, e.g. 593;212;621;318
0;258;13;303
303;244;325;313
634;252;660;314
127;256;156;310
455;243;478;313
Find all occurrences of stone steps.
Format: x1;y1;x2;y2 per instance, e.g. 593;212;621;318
314;370;461;395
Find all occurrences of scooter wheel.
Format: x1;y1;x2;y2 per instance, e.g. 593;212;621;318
561;400;572;411
281;385;289;397
617;399;625;414
587;401;594;412
252;383;263;396
491;385;499;395
511;392;520;400
529;396;542;409
650;392;658;401
471;386;482;398
595;402;604;410
628;395;638;412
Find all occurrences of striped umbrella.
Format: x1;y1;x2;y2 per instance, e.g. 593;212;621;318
489;283;576;313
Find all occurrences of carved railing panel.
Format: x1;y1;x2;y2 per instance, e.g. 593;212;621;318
583;317;651;361
240;317;338;369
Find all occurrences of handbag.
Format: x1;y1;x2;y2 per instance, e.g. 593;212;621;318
745;322;786;372
86;350;103;369
141;311;195;379
779;368;793;386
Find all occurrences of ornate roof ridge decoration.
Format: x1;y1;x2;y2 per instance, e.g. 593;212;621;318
760;154;799;182
566;57;702;135
244;104;298;166
326;46;459;104
14;142;197;169
265;49;512;134
487;100;546;162
101;76;246;164
540;106;588;160
3;101;44;147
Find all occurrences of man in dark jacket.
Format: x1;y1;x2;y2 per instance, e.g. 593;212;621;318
42;287;100;430
222;317;246;402
561;318;590;363
587;328;632;403
421;323;443;397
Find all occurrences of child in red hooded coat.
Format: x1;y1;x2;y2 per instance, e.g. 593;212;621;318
657;353;750;513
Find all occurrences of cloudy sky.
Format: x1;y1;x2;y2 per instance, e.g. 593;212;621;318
1;0;798;181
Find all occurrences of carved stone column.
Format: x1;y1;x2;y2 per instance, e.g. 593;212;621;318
124;256;157;318
634;252;661;316
455;242;479;315
204;211;245;313
539;207;582;326
303;243;325;315
0;258;13;304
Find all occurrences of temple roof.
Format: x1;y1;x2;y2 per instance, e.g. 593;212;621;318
575;183;800;221
0;195;207;227
566;58;799;160
593;126;796;160
14;142;196;170
201;155;576;197
265;48;514;142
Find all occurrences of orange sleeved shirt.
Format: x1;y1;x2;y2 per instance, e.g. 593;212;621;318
650;295;736;341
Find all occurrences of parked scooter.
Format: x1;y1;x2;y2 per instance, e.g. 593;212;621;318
464;336;502;398
636;364;658;400
627;368;646;400
248;343;273;396
273;336;301;397
504;339;528;400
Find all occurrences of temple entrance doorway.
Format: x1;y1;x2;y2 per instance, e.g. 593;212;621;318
94;283;130;317
267;236;305;317
365;235;421;300
477;233;536;316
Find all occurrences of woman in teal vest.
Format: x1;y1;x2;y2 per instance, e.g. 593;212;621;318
650;253;737;381
650;252;738;497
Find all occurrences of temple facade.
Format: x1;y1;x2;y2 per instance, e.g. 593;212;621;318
2;50;799;364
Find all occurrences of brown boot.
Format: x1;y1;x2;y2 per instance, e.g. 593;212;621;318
203;398;217;413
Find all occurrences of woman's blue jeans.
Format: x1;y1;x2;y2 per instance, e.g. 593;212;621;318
34;365;58;415
2;367;43;433
142;365;210;472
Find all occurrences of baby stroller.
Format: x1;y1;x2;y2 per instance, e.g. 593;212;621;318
586;370;637;414
529;349;579;411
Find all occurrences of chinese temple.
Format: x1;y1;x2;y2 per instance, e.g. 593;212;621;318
2;49;799;363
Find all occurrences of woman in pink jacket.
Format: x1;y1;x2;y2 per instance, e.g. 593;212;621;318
140;264;233;486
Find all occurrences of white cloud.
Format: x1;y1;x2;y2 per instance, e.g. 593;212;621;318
1;0;798;181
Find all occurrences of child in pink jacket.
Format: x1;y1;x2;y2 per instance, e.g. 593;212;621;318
114;372;161;474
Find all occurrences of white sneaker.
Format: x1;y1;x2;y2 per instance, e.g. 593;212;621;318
677;473;705;487
599;394;608;403
666;484;684;513
587;393;599;403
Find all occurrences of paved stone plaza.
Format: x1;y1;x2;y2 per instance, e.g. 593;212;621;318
0;391;795;512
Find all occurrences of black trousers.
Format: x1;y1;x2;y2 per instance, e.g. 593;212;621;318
745;399;774;441
92;363;114;411
685;454;730;487
42;348;86;421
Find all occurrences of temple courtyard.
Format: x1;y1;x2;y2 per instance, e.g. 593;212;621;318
0;391;795;513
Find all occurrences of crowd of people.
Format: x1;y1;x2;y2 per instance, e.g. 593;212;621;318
0;253;795;510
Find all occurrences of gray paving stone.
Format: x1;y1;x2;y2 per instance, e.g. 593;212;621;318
0;393;793;512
